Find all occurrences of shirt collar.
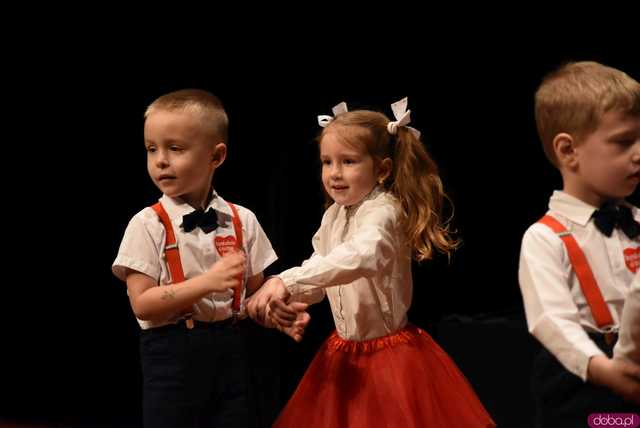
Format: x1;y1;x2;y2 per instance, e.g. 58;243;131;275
159;188;232;221
343;185;386;217
549;190;639;226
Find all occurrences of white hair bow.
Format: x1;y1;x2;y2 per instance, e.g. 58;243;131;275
387;97;421;139
318;101;348;127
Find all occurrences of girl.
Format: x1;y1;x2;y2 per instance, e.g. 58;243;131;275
248;98;495;427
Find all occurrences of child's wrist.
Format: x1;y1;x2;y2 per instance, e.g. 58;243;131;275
276;280;291;300
587;354;610;385
263;275;290;300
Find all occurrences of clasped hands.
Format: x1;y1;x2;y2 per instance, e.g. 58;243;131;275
246;276;310;342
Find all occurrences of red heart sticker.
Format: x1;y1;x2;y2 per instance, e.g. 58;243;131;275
624;247;640;273
215;235;237;256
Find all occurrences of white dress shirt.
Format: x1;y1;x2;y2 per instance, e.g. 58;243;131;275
279;187;413;341
113;191;277;329
614;274;640;364
519;190;639;380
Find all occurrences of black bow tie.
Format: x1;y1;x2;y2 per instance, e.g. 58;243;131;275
181;207;218;233
592;202;640;239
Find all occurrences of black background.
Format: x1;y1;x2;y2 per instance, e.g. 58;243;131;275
4;28;639;427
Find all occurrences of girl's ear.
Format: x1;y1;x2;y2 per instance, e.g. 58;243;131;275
377;157;393;184
553;133;578;170
211;143;227;167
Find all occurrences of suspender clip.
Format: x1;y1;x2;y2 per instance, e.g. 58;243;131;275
602;325;618;346
185;317;194;329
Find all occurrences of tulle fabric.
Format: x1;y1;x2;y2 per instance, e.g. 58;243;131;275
274;325;495;428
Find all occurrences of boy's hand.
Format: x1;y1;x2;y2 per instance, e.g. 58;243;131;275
205;251;246;292
267;302;311;342
283;311;311;342
246;276;290;324
269;299;307;327
588;355;640;405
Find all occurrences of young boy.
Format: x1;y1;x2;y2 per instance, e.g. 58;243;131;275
112;89;306;427
518;62;640;426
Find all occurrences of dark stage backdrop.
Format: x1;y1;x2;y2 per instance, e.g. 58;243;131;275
4;38;639;427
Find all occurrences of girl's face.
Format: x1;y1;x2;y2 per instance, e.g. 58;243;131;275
320;130;379;207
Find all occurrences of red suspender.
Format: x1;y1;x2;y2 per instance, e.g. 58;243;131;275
538;215;615;330
151;201;245;326
227;202;245;315
152;202;194;328
151;203;185;283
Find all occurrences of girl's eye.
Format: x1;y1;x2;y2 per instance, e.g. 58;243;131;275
146;146;156;153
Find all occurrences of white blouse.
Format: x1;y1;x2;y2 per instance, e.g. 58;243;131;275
279;187;413;341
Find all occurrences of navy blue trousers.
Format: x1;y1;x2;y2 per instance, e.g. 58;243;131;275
531;334;638;428
140;319;252;428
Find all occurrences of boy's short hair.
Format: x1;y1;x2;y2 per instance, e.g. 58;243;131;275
145;89;229;143
535;61;640;166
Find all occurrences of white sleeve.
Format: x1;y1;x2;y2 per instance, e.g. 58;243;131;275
518;224;605;381
614;276;640;364
285;251;327;305
242;208;278;277
112;211;163;283
279;203;396;298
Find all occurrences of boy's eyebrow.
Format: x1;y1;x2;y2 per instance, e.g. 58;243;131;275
164;137;187;144
608;128;639;140
145;137;189;145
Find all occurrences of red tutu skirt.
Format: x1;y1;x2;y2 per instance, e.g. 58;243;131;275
274;325;495;428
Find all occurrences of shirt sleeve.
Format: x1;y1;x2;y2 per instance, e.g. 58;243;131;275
518;223;605;380
112;211;163;283
614;276;640;364
285;251;327;305
242;208;278;277
279;202;397;298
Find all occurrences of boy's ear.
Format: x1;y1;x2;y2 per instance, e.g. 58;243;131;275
211;143;227;167
553;133;578;169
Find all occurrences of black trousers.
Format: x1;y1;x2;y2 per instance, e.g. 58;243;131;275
140;319;253;428
531;333;638;428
